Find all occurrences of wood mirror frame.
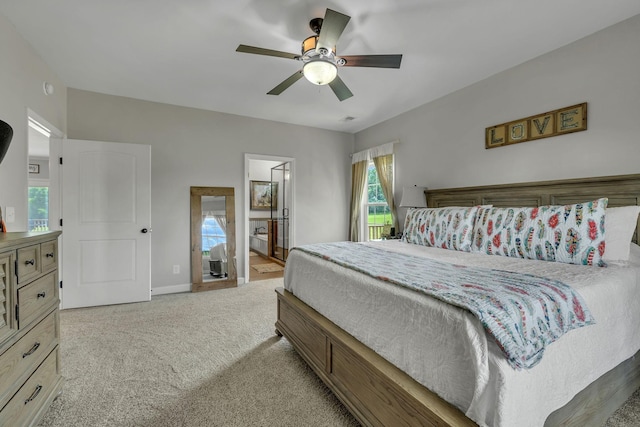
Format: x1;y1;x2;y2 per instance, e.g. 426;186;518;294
190;186;237;292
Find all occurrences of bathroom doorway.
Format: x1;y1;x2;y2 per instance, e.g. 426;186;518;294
26;112;62;235
244;154;295;282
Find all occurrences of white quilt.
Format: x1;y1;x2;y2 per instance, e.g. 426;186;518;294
284;240;640;427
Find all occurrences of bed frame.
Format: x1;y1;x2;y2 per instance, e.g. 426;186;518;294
275;173;640;427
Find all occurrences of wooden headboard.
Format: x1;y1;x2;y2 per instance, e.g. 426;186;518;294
426;173;640;244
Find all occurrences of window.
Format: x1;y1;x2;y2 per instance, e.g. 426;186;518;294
365;160;393;240
28;186;49;231
201;217;226;255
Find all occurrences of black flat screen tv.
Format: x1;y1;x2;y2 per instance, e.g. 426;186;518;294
0;119;13;164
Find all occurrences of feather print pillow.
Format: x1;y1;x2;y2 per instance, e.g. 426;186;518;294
471;198;608;266
402;206;481;252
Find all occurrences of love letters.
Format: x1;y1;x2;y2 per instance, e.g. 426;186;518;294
485;103;587;149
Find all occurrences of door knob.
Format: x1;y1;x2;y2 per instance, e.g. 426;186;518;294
141;228;149;233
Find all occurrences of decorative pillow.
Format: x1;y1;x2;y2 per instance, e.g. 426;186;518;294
402;206;481;251
603;206;640;263
471;198;608;266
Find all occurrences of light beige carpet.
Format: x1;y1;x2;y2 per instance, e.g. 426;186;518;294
251;263;284;274
38;279;357;427
37;278;639;426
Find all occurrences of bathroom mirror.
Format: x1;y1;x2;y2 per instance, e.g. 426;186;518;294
190;186;237;292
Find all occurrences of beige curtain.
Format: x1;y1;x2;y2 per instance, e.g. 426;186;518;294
349;160;368;241
203;211;227;234
372;154;398;231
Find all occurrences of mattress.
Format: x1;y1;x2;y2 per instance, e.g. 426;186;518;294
284;240;640;427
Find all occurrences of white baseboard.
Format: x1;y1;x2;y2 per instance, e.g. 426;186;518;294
152;283;191;295
152;277;246;296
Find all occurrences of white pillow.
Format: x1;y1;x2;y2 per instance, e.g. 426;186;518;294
603;206;640;262
628;242;640;265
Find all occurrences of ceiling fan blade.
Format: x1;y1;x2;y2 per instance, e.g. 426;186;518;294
267;70;304;95
328;76;353;101
338;54;403;68
236;45;299;60
316;9;351;53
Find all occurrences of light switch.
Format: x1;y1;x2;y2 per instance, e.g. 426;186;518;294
5;207;15;223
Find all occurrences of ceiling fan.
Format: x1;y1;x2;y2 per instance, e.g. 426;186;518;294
236;8;402;101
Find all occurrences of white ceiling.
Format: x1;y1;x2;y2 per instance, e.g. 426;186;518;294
2;1;639;134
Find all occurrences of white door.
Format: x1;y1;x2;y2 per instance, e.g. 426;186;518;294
62;139;151;309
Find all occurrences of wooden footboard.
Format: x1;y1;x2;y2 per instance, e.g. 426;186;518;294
275;287;476;427
276;287;640;427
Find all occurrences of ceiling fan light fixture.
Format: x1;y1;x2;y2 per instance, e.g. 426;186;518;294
303;59;337;85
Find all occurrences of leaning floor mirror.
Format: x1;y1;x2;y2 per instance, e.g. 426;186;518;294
190;186;237;292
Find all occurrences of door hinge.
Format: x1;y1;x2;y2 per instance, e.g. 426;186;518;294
59;281;63;289
59;218;63;227
15;304;19;322
59;157;63;165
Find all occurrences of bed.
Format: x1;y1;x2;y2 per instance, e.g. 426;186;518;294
274;173;640;427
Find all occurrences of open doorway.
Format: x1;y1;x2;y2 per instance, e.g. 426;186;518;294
27;118;51;231
27;111;62;234
244;154;295;283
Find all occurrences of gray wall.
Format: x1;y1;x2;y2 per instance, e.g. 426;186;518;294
355;14;640;221
0;13;66;230
66;89;353;289
28;157;50;180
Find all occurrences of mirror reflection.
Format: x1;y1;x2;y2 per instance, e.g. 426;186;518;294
191;187;237;292
202;196;227;280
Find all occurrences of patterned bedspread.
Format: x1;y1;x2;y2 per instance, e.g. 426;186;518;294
293;241;595;370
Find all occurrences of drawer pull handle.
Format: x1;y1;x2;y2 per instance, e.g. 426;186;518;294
37;292;46;299
23;342;41;358
25;259;35;266
24;385;42;405
46;253;55;258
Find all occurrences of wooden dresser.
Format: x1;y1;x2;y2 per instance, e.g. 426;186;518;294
0;231;62;426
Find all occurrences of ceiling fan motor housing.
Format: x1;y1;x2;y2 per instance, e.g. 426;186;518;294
301;35;335;58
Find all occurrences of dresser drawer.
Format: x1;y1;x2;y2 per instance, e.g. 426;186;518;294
16;244;41;284
0;312;57;408
40;240;57;274
17;272;57;329
0;349;59;427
